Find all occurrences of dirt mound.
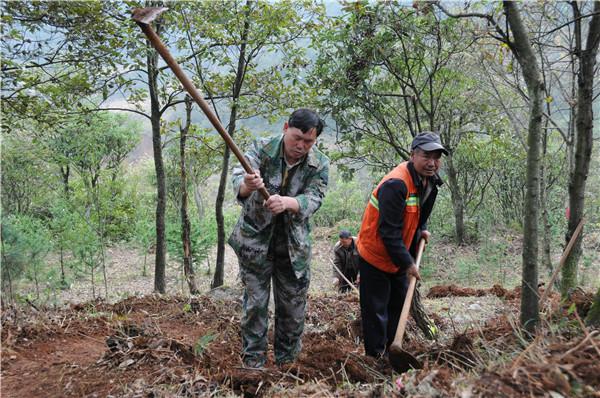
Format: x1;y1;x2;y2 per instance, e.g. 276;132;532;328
427;283;521;300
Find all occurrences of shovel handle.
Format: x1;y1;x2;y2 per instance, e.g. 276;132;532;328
135;19;270;200
390;238;426;352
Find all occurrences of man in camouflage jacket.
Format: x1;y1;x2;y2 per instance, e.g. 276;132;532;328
228;109;329;368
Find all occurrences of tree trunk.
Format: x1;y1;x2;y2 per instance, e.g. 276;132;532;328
180;97;199;295
2;251;14;304
212;4;251;288
504;1;543;333
445;154;465;245
562;1;600;297
147;22;167;294
61;165;70;198
585;287;600;327
213;149;230;289
410;286;438;340
539;125;553;279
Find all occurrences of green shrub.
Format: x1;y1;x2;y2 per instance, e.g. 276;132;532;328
1;214;52;301
313;173;369;228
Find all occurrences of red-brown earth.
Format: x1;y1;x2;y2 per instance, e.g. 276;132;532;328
2;285;598;397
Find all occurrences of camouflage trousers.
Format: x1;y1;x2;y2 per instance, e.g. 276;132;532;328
239;252;310;366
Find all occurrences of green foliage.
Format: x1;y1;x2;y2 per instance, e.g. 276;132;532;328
166;206;239;271
1;1;136;128
59;112;141;186
1;214;52;300
1;135;57;215
312;169;370;230
313;2;480;170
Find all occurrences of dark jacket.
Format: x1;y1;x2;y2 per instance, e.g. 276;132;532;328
377;161;443;267
333;237;360;280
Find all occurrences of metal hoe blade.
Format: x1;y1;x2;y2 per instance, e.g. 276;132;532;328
132;7;169;25
389;348;422;374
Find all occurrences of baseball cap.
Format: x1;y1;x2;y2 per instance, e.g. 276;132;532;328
411;132;448;155
339;230;351;239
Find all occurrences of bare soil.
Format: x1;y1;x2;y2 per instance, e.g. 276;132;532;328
3;285;598;397
2;231;599;397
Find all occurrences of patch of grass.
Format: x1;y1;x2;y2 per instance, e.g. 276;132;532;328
455;257;479;285
194;333;216;355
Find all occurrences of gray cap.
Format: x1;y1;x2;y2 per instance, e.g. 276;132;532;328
411;132;448;155
339;230;351;239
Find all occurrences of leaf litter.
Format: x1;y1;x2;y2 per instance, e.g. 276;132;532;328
2;282;598;397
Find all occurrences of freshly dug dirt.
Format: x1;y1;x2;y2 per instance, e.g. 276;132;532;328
2;285;598;397
426;283;521;300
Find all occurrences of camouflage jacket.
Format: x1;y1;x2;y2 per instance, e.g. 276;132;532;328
228;134;329;278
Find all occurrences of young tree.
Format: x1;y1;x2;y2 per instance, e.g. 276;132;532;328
314;2;508;245
178;97;199;294
175;0;326;288
562;1;600;296
435;1;546;332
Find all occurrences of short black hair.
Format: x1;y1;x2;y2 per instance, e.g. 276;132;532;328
288;108;324;137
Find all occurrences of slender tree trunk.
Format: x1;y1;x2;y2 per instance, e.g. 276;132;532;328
3;256;14;304
147;22;167;294
91;261;96;299
61;165;70;198
33;268;40;300
213;148;230;288
143;251;148;277
445;154;465;245
180;97;199;295
540;126;553;279
586;287;600;327
538;43;554;281
504;1;543;333
59;246;66;288
92;181;109;299
213;3;251;288
562;1;600;297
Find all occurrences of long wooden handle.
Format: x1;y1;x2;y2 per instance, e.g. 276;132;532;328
330;259;360;296
390;239;426;350
135;21;270;200
539;217;585;306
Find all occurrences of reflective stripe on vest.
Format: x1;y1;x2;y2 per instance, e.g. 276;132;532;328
369;194;379;210
357;162;420;274
370;191;417;210
406;194;418;207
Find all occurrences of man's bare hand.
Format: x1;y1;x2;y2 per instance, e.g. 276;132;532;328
265;194;288;215
406;264;421;280
421;230;431;244
243;170;264;192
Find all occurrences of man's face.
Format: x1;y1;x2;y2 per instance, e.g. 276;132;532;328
340;237;353;248
410;148;442;178
283;122;317;164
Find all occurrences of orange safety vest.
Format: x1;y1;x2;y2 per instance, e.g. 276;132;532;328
357;162;420;273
